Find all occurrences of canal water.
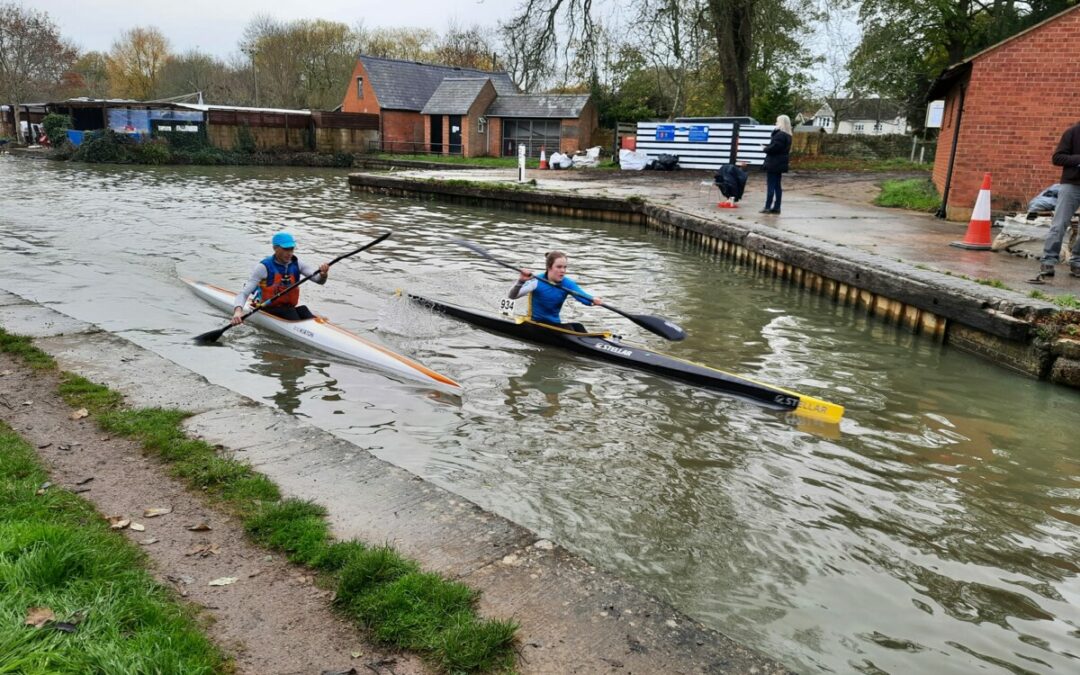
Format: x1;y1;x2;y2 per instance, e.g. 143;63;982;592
1;156;1077;674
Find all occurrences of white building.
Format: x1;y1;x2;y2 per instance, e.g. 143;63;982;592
807;98;910;135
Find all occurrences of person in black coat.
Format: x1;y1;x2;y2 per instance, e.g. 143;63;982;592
761;115;792;214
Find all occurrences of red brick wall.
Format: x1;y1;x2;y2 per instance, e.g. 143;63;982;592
381;110;424;153
933;6;1080;220
465;82;497;157
341;62;381;115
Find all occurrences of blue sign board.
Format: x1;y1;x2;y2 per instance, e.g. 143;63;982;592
655;124;675;142
688;125;709;142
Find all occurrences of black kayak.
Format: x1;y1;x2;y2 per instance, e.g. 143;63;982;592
410;294;844;424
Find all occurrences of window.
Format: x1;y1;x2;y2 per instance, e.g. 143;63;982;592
356;76;363;99
477;116;486;134
501;118;562;157
819;116;832;128
854;123;865;133
873;122;882;132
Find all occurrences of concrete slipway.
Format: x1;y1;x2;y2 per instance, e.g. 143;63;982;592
0;287;790;674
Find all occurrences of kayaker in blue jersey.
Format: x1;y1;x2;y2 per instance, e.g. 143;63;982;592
231;231;330;324
508;250;603;327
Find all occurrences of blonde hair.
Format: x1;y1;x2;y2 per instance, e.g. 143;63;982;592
775;115;793;135
545;250;567;271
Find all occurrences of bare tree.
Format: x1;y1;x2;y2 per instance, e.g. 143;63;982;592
0;3;77;142
434;21;499;70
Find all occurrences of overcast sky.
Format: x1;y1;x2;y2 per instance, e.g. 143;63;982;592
33;0;518;59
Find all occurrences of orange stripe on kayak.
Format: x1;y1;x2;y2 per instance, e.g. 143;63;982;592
189;280;461;390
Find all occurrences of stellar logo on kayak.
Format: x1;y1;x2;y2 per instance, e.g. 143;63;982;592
294;327;315;338
596;342;632;357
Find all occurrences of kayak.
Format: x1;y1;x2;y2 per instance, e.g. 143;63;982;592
410;294;844;424
184;279;462;393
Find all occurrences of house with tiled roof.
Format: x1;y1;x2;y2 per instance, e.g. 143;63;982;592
341;55;597;157
807;98;909;135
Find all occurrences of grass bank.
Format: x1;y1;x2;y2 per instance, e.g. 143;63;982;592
0;400;226;672
874;177;941;212
0;328;518;673
791;156;931;172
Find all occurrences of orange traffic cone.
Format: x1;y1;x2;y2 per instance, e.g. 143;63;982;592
950;173;993;250
539;147;548;170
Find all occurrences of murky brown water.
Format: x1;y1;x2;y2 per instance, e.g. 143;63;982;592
2;156;1078;674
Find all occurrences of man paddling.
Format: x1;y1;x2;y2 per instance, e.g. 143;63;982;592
508;250;603;328
231;231;331;324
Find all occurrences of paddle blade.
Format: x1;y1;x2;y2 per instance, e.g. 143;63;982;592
628;313;687;341
193;324;231;344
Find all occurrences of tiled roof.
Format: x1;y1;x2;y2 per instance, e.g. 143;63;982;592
420;78;490;115
485;94;591;118
358;55;517;111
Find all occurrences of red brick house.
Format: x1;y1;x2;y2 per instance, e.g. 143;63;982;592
930;5;1080;220
341;55;596;157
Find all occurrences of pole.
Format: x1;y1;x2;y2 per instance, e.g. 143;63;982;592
517;143;526;183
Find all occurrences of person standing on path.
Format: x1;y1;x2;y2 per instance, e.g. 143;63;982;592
760;115;793;215
1037;121;1080;280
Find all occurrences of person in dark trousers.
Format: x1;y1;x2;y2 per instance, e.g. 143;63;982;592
760;115;792;214
1037;121;1080;280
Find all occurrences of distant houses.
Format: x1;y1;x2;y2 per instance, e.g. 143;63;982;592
797;98;910;136
341;55;597;157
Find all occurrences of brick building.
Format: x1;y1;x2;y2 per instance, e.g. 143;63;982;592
341;55;596;157
930;5;1080;220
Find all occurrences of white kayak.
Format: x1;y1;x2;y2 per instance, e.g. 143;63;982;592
184;278;462;394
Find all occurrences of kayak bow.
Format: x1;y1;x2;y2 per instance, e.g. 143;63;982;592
185;279;461;393
410;294;843;423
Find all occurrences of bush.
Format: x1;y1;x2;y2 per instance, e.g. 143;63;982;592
73;130;135;163
42;113;73;147
875;178;941;212
131;138;172;164
157;128;210;152
235;124;257;154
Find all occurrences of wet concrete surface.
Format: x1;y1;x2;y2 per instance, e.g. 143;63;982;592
380;167;1080;297
1;288;791;673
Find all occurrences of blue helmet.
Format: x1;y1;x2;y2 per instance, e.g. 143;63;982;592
271;231;296;249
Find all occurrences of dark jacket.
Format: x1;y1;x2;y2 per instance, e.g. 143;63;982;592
762;129;791;174
1053;122;1080;185
714;164;748;201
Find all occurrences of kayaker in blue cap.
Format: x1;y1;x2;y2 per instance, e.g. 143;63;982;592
231;231;331;324
508;250;603;327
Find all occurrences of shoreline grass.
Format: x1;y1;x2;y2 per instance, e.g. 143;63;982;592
0;422;227;674
0;327;518;673
874;177;941;212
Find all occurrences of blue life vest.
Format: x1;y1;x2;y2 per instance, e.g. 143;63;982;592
255;255;301;307
528;272;592;324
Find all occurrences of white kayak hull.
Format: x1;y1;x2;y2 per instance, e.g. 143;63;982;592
184;279;461;393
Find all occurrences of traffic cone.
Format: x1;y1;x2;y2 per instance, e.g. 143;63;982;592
539;147;548;170
950;173;993;250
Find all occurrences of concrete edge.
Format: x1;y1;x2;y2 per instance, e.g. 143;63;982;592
0;291;793;673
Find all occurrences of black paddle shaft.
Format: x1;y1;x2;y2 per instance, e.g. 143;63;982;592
452;239;686;341
194;231;392;344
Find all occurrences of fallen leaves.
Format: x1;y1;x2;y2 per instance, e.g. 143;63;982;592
35;481;52;495
129;522;145;532
107;516;130;530
143;507;172;518
186;542;219;558
188;521;211;532
208;577;237;587
70;408;89;420
25;606;54;628
138;537;159;546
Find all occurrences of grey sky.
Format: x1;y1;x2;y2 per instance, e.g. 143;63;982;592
33;0;517;59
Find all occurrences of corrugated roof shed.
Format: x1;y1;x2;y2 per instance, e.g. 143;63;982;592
420;78;490;115
359;55;517;111
486;94;591;118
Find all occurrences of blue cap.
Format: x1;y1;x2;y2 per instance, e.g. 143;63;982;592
271;231;295;249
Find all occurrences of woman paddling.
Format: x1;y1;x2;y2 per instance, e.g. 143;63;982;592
508;250;603;329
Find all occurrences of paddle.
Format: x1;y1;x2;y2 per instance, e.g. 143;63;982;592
194;231;392;344
453;239;687;341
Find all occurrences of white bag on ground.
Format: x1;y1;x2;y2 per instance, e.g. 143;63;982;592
619;148;649;170
572;146;601;167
